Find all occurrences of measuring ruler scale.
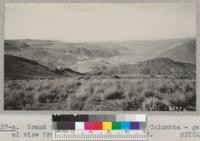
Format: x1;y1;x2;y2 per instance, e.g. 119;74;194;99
53;130;146;140
52;114;147;140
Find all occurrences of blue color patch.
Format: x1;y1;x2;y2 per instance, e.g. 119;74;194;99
131;122;140;129
120;122;131;129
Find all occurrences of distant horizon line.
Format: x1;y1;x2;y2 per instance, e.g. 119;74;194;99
4;36;195;43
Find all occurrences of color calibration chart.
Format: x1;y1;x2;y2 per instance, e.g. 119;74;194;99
52;114;147;140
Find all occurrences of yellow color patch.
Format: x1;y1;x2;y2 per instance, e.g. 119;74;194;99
103;122;112;130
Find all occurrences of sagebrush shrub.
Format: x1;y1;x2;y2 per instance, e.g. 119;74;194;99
4;76;196;111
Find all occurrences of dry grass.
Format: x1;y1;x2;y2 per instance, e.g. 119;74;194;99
4;76;196;111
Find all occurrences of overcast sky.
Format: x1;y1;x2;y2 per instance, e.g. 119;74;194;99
5;2;196;42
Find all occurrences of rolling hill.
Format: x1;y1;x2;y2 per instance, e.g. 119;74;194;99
156;39;196;64
4;40;29;51
4;55;82;80
5;55;58;80
4;38;196;73
93;58;196;79
4;39;120;70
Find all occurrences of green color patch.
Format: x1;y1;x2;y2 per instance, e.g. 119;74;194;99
112;122;121;130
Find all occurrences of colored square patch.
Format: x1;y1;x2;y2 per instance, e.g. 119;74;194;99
103;122;112;130
120;122;131;130
112;122;121;130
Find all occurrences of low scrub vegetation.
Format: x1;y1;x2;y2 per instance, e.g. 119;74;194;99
4;76;196;111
